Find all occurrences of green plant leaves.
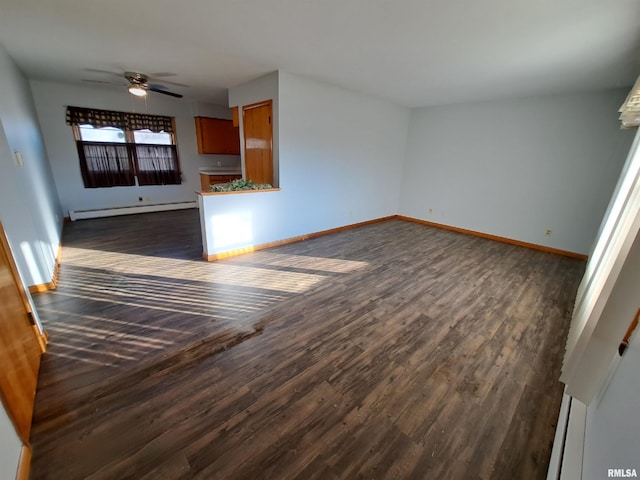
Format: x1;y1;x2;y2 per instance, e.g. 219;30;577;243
210;179;273;192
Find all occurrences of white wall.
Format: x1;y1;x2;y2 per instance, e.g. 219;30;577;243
581;231;640;479
0;44;62;287
0;405;21;480
30;79;240;216
200;71;410;256
399;90;634;255
199;190;285;255
277;71;409;231
582;345;640;479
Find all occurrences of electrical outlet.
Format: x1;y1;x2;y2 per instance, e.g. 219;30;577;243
217;160;222;167
428;208;433;214
545;229;552;237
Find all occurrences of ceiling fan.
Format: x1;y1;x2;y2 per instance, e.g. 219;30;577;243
82;69;185;98
124;71;183;98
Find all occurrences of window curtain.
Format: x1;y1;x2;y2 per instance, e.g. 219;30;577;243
66;106;174;133
134;145;181;185
77;142;135;188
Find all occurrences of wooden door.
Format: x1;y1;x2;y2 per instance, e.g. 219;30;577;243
0;223;44;443
243;100;273;185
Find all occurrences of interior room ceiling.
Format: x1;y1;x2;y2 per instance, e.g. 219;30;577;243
0;0;638;107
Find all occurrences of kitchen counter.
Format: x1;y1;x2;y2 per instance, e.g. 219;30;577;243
199;169;242;192
199;167;242;175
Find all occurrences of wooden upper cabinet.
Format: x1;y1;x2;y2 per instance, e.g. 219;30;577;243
194;117;240;155
232;106;239;127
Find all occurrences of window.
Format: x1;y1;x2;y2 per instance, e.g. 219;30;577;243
67;107;181;188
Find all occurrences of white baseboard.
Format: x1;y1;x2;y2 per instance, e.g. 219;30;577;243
561;396;586;480
547;392;572;480
547;391;587;480
69;201;197;221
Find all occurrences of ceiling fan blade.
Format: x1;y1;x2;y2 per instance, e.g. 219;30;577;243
84;68;122;76
149;77;189;88
148;86;183;98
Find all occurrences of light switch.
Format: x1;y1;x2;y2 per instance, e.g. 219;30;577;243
14;151;24;167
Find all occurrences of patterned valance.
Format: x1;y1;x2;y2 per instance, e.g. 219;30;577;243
66;106;174;133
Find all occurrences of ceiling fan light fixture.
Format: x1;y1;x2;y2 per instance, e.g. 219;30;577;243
128;85;147;97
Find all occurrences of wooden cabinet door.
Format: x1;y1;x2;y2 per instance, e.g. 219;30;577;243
195;117;240;155
0;223;44;443
243;100;273;185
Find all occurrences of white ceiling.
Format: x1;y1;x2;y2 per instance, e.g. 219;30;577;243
0;0;638;107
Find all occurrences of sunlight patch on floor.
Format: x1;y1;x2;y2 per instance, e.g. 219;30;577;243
39;309;188;334
46;351;114;367
62;277;262;314
63;247;330;294
231;251;369;274
45;290;243;319
47;323;172;349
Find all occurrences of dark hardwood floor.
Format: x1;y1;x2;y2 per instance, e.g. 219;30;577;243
30;210;585;479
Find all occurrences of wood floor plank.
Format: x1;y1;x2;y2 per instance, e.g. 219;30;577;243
29;210;584;479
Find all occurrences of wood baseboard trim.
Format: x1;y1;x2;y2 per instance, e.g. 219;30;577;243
397;215;588;260
204;216;397;261
28;282;55;294
16;444;31;480
203;214;587;261
28;242;62;294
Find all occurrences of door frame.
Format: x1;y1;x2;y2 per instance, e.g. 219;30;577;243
0;223;47;356
0;223;46;480
242;99;274;185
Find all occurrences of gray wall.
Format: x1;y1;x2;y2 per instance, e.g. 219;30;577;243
399;90;635;255
277;71;409;232
0;44;62;287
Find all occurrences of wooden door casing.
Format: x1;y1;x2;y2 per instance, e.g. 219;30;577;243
243;100;273;186
0;223;44;443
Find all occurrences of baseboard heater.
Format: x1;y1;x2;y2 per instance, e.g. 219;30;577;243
546;391;586;480
69;201;197;221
